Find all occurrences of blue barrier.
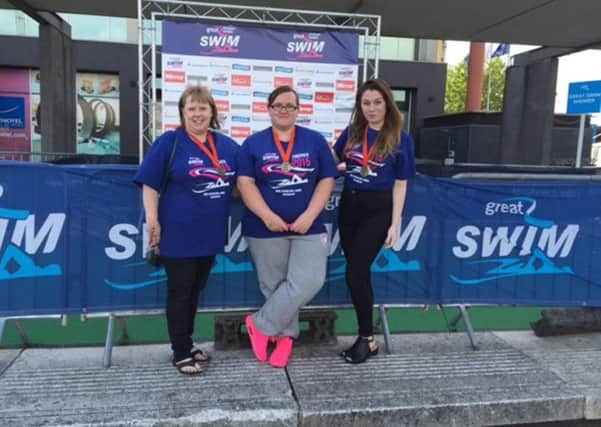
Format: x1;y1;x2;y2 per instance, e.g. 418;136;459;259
1;162;601;317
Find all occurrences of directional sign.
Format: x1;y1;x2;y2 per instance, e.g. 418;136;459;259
567;80;601;114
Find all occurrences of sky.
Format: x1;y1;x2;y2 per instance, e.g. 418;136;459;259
445;41;601;124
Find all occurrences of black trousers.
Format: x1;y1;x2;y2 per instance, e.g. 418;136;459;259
162;255;215;361
339;188;392;337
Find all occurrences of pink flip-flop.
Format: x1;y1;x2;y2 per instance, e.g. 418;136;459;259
269;337;293;368
245;315;269;362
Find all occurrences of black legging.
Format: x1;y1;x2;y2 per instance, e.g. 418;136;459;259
162;255;215;361
339;188;392;337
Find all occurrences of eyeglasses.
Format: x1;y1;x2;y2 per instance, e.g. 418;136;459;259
270;103;298;112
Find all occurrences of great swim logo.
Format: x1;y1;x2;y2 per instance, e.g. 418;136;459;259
287;32;325;60
103;198;426;290
0;185;65;281
200;26;240;54
450;197;577;285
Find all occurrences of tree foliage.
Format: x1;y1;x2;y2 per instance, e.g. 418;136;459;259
445;58;506;113
445;60;468;114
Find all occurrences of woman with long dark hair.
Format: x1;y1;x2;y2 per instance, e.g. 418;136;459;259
333;79;416;364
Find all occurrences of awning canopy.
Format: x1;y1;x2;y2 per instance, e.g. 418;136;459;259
2;0;600;49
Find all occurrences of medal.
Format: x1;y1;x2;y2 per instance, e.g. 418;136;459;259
272;127;296;173
360;166;370;177
187;131;224;178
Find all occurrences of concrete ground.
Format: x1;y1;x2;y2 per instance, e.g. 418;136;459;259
1;331;601;426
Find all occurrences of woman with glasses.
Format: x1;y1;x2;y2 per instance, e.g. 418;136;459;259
238;85;337;368
134;86;239;375
333;79;416;364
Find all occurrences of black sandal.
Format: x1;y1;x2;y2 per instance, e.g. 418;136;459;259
344;336;378;364
339;336;362;358
173;357;203;375
191;348;210;363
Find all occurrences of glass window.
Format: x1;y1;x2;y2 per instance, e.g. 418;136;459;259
0;10;38;37
392;88;411;131
60;13;129;43
61;13;110;41
359;35;416;61
0;10;132;43
392;89;406;103
380;37;400;59
396;38;416;60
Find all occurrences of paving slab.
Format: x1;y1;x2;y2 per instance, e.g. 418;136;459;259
495;330;601;420
0;348;21;373
1;332;598;426
288;332;583;427
0;344;297;427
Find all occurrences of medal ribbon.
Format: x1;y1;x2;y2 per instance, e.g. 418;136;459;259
361;126;378;170
272;126;296;167
187;131;222;171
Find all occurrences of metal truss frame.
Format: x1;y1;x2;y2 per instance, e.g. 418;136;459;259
137;0;381;160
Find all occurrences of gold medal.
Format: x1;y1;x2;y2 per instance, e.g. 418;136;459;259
360;166;369;177
188;131;225;179
272;127;296;175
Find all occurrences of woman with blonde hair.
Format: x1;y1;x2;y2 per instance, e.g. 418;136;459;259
134;85;239;375
333;79;416;364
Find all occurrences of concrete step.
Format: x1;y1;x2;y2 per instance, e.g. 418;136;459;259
0;332;600;426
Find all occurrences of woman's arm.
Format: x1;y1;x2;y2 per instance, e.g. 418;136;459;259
331;147;341;163
383;179;408;248
237;176;288;232
142;184;161;247
290;177;335;234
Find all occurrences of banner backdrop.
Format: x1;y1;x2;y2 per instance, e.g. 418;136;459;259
161;21;359;145
2;163;601;316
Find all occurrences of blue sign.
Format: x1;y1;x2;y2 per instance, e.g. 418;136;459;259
567;80;601;114
0;96;26;129
2;163;601;317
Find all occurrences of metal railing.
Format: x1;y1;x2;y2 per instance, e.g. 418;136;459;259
0;151;73;162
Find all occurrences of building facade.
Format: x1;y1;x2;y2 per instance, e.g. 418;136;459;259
0;10;446;159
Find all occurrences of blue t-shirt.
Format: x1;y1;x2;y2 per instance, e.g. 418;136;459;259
134;128;239;257
333;127;416;190
238;125;338;238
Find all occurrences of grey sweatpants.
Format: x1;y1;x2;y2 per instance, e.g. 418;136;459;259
246;233;329;338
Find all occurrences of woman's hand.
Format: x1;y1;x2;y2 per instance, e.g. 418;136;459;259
290;211;316;235
263;212;289;233
142;185;161;247
385;180;408;249
290;177;334;235
238;177;288;233
147;217;161;248
383;224;399;248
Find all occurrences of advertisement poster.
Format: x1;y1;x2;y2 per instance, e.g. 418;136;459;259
30;70;121;155
0;68;31;159
161;22;359;145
